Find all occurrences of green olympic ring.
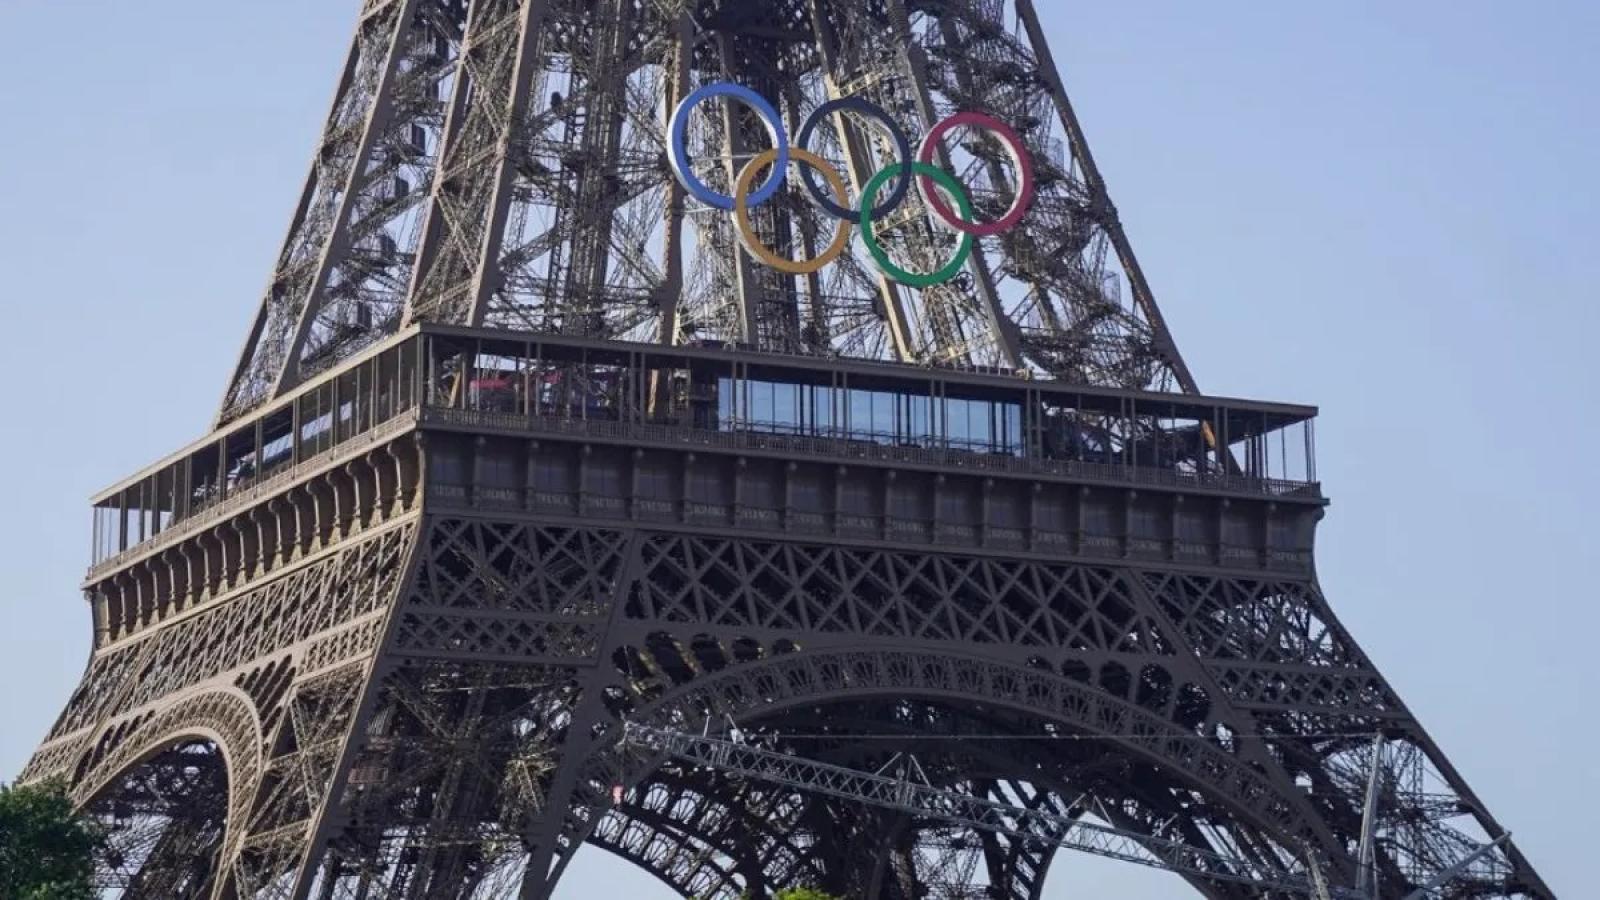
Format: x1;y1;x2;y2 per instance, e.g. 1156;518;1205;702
859;161;976;288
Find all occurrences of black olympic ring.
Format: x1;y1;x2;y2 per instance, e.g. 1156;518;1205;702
794;97;916;225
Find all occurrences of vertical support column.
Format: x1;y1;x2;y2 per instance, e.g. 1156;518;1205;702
228;523;248;592
178;543;200;610
652;12;692;390
311;479;335;551
333;469;358;540
524;440;543;512
628;448;644;521
124;572;145;632
1215;497;1229;567
777;79;841;355
117;490;129;555
717;36;768;346
1169;494;1184;562
90;588;111;648
881;0;1022;371
399;434;426;513
105;578;126;640
679;452;695;525
345;461;370;534
783;460;797;531
732;457;747;525
1072;485;1088;556
287;486;312;560
577;444;593;518
267;497;292;568
980;477;994;547
565;0;638;331
370;447;397;524
161;550;184;621
1027;481;1042;552
470;436;489;506
805;0;917;362
206;526;229;596
1121;489;1135;559
149;558;171;621
240;509;263;580
406;0;552;324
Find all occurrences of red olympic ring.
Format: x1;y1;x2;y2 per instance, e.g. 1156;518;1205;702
916;111;1036;238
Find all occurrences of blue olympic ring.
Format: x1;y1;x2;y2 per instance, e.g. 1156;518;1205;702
668;82;789;211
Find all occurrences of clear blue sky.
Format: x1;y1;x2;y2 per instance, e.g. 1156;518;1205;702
0;1;1592;896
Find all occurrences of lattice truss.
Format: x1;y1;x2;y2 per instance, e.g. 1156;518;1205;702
20;523;416;899
23;513;1550;898
220;0;1193;423
223;0;469;418
25;0;1554;895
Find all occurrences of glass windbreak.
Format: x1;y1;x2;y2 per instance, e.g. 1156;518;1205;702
718;378;1024;455
420;334;1315;485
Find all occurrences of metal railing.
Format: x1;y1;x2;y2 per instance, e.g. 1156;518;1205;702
86;411;419;581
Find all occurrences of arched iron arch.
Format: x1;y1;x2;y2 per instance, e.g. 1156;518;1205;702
583;758;1062;900
628;649;1303;837
538;646;1316;899
72;688;263;900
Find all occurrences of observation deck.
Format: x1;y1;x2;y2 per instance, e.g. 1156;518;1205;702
80;325;1324;648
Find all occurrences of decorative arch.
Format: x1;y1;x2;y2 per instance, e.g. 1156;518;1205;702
542;646;1311;899
583;761;1057;900
587;767;820;898
74;687;263;822
72;687;264;900
628;648;1302;838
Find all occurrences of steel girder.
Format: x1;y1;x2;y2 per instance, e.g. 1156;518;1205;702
24;509;1553;899
26;0;1554;896
219;0;1209;426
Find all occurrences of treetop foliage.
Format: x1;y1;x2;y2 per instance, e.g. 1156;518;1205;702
0;780;102;900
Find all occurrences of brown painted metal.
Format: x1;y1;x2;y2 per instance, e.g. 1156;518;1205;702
27;1;1551;898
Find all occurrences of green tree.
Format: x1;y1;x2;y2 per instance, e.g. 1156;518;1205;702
773;889;843;900
708;888;845;900
0;780;102;900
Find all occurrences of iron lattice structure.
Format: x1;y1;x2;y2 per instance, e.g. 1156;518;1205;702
22;1;1553;898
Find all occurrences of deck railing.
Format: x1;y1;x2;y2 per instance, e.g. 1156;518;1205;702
87;412;418;580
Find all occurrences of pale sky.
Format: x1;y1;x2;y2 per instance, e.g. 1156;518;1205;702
0;1;1593;896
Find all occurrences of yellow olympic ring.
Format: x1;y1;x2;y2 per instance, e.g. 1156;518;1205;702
734;147;852;276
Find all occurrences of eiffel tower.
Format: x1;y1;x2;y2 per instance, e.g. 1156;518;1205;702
21;0;1553;897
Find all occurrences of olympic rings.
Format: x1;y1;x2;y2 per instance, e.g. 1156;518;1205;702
795;97;914;225
669;82;789;211
666;81;1034;284
917;111;1035;237
735;148;854;276
860;162;975;288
